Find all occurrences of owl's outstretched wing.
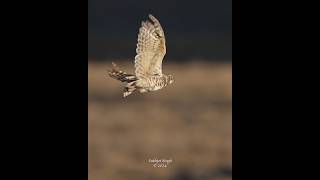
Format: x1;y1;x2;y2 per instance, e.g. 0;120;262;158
134;14;166;79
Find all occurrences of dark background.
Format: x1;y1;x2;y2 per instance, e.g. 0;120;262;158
88;0;232;61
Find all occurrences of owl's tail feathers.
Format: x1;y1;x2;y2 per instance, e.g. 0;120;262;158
107;62;138;83
123;81;137;98
107;62;138;98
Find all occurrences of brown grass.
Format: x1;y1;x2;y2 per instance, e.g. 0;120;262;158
89;60;232;180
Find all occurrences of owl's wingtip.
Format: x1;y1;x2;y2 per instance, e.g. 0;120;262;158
148;14;160;24
148;14;156;19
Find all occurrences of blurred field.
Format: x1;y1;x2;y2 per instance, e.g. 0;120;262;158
88;60;232;180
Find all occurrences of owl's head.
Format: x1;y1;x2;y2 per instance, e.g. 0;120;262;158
167;74;174;84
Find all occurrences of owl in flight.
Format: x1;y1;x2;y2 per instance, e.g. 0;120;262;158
108;14;174;97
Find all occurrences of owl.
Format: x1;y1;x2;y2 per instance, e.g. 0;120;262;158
108;14;174;97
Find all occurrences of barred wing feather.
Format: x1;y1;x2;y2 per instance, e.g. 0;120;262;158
134;14;166;79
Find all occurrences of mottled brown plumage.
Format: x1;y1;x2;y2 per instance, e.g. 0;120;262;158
108;14;174;97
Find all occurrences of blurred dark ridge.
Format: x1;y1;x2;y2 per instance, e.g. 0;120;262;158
88;0;232;62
